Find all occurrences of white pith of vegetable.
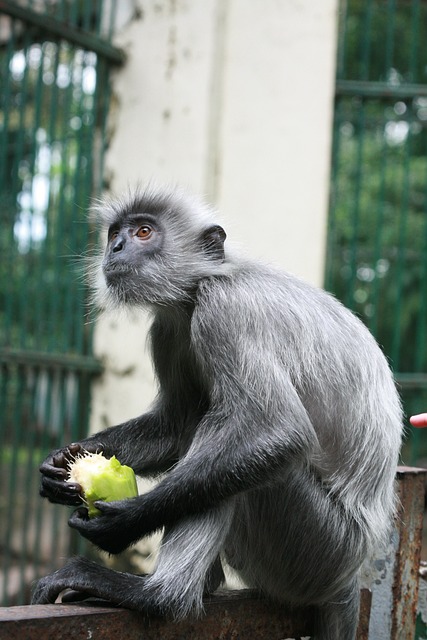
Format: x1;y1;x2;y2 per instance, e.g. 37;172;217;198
67;451;138;518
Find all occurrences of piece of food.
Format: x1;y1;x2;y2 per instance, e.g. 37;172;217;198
410;413;427;428
67;451;138;517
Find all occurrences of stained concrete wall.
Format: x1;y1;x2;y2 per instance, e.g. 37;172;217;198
90;0;339;431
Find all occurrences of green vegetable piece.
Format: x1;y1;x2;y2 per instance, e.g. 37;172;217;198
67;452;138;518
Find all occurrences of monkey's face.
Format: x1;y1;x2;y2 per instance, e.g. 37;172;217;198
102;213;164;305
94;188;227;309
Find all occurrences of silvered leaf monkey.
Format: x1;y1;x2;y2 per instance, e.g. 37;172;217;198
33;186;402;640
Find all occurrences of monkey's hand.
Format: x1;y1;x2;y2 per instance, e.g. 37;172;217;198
39;442;105;506
68;499;141;554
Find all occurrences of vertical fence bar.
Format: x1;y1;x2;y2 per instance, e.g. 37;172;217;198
2;366;26;605
43;41;62;354
11;28;32;352
360;0;374;81
346;100;366;309
30;41;50;351
17;364;40;604
390;135;411;370
385;0;396;78
324;98;341;292
368;105;388;338
0;16;13;189
49;42;76;354
2;18;21;348
409;0;421;83
107;0;119;41
32;367;60;584
17;39;44;348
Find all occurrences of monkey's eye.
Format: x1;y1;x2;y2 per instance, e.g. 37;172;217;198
109;230;119;241
135;225;153;239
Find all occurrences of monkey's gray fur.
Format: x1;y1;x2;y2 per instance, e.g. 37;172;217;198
33;185;403;640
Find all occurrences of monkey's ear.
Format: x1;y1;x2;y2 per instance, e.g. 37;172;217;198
200;225;227;261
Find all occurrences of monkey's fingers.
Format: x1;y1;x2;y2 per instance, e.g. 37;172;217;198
40;476;83;506
39;443;85;478
68;506;134;554
60;589;97;604
32;578;62;605
68;507;90;528
32;559;99;605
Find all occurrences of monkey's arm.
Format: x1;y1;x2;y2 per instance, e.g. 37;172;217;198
68;369;316;554
39;407;179;506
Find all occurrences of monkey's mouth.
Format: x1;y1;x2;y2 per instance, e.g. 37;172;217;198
103;264;132;280
102;264;151;304
102;265;135;292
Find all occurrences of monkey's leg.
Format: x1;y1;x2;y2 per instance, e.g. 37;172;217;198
158;532;225;597
313;577;360;640
227;472;366;640
141;501;233;618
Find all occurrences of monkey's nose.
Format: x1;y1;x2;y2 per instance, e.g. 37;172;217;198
111;236;125;253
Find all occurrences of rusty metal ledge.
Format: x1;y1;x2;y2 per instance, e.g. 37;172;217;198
0;589;372;640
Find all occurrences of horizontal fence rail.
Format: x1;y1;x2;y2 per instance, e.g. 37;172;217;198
0;1;126;65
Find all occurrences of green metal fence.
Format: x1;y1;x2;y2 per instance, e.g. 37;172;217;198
0;0;123;605
326;0;427;463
